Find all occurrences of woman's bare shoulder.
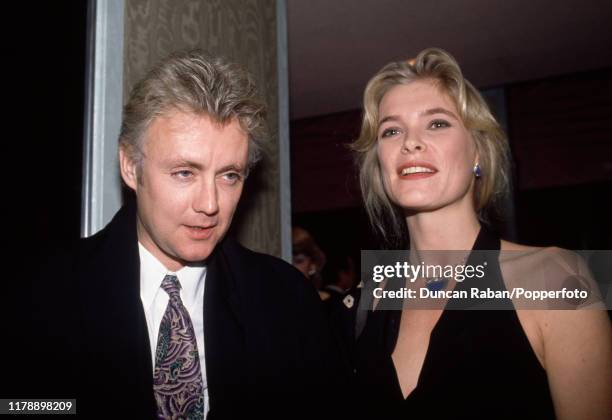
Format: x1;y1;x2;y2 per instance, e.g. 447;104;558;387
499;240;604;309
500;240;584;273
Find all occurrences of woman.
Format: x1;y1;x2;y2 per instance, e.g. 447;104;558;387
351;48;611;419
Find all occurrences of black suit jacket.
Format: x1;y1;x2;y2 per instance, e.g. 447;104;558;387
30;202;348;419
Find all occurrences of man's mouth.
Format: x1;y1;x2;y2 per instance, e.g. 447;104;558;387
185;225;216;239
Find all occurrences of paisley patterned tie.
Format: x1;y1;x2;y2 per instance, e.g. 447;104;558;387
153;275;205;420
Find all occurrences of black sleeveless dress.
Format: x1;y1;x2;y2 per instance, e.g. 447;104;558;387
353;226;556;419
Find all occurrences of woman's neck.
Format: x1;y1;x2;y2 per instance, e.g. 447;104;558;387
405;201;481;251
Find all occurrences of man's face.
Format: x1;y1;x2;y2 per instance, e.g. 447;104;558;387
120;110;248;271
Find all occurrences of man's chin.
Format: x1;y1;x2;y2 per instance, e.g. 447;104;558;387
179;246;216;264
177;231;227;263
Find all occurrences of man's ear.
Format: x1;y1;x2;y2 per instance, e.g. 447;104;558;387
119;146;138;191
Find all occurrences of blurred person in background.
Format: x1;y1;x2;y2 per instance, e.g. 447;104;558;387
292;225;327;294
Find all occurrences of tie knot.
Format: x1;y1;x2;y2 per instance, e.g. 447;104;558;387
161;275;182;298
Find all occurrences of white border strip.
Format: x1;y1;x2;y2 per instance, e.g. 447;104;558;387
81;0;125;237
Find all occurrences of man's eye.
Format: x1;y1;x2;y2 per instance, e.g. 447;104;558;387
222;172;242;184
429;120;450;129
381;128;400;138
173;170;193;179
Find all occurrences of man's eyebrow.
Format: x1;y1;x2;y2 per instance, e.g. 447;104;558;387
162;158;203;170
162;159;246;174
216;164;246;175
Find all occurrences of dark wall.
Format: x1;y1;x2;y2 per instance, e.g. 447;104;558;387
507;68;612;248
508;68;612;191
290;110;362;214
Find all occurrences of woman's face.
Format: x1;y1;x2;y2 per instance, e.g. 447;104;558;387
376;79;478;213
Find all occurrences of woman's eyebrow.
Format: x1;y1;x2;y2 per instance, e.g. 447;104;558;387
378;108;458;129
419;107;459;119
378;115;400;128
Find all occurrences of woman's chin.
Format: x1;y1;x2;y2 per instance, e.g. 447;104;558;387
398;202;438;214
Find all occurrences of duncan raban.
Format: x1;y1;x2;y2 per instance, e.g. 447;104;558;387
373;287;469;299
373;287;589;301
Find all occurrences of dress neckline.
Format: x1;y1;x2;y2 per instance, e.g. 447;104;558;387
387;224;502;401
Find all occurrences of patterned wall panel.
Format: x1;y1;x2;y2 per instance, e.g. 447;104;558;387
124;0;280;256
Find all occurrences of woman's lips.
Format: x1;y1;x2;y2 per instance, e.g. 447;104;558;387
400;171;436;180
397;163;438;180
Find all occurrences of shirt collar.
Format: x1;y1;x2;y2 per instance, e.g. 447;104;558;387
138;242;207;311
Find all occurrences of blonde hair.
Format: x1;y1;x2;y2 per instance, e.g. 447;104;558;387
119;50;267;175
352;48;510;245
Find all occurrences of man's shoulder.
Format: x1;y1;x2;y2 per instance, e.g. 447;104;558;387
41;221;115;271
217;237;318;304
38;205;137;289
219;237;304;282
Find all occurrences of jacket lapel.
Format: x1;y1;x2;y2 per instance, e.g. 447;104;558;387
203;239;248;412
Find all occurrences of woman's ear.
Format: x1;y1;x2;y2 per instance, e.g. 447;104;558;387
119;146;138;191
472;139;481;165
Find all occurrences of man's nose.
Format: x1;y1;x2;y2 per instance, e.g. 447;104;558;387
193;179;219;216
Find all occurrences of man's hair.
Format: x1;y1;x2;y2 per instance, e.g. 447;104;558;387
119;50;267;175
352;47;511;246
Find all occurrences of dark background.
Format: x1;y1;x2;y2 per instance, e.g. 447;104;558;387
13;1;89;253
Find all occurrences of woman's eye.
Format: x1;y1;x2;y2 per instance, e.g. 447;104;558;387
381;128;400;138
429;120;450;129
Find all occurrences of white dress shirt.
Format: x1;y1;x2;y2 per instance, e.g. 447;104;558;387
138;243;209;418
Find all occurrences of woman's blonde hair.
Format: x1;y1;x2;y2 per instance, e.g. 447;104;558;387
352;48;510;245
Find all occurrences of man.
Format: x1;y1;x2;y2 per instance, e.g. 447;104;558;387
32;51;346;419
